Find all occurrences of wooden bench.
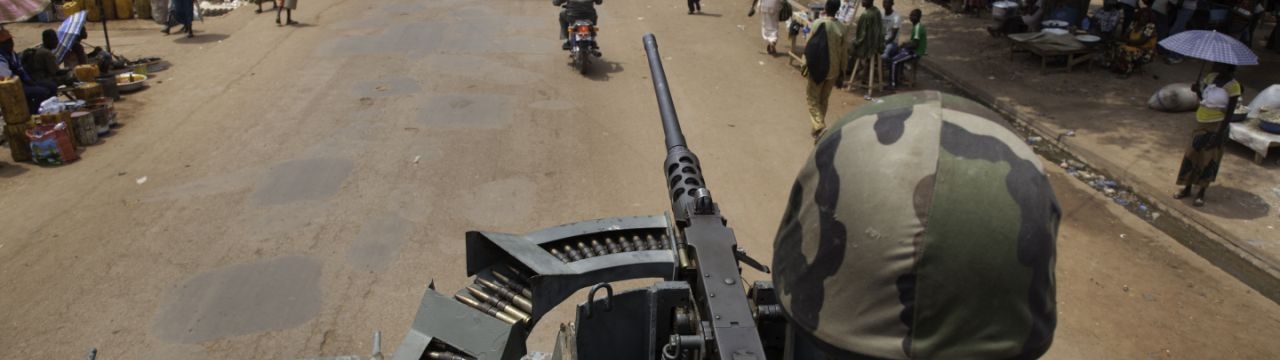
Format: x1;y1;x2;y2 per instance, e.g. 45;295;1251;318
1008;35;1098;74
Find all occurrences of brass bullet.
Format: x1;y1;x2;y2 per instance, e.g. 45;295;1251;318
477;278;533;313
467;286;531;321
453;294;517;325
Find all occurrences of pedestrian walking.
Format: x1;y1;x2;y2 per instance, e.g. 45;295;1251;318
1175;62;1240;207
804;0;848;139
278;0;299;25
163;0;196;38
748;0;784;54
688;0;702;14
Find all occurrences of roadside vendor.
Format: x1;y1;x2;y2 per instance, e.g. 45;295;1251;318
60;26;90;69
0;29;56;112
22;29;74;87
1100;22;1157;77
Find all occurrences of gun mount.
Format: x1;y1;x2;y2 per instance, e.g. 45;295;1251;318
391;34;783;360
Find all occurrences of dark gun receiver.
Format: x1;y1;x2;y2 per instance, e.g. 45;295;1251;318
389;34;785;360
645;33;776;359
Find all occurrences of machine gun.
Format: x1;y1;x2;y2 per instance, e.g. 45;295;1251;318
390;34;786;360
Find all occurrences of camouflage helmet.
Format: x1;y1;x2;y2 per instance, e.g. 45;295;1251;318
772;91;1061;359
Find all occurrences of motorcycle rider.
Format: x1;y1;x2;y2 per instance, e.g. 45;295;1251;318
773;91;1061;359
553;0;602;50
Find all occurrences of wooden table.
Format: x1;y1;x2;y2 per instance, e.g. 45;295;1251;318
1229;120;1280;165
1008;36;1098;74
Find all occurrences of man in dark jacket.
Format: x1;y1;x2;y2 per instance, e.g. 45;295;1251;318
22;29;73;88
553;0;602;50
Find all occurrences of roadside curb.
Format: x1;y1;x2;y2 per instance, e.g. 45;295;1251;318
917;58;1280;304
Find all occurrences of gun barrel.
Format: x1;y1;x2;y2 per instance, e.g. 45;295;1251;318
642;34;686;151
643;33;713;220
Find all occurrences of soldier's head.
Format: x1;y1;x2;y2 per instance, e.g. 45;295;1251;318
772;91;1061;359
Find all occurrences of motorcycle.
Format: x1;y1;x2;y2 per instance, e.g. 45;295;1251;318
567;19;601;74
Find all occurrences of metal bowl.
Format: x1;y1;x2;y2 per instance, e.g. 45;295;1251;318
1042;20;1069;29
115;73;148;93
1075;34;1101;46
992;1;1020;20
1259;119;1280;134
1043;28;1070;36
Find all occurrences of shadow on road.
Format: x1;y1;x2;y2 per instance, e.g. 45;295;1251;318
0;162;28;178
584;60;623;82
175;33;231;44
691;12;723;17
1185;186;1272;220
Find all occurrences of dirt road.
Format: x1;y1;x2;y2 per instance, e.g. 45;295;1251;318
0;0;1277;358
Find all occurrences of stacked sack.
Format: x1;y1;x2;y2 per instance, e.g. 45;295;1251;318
1148;83;1199;112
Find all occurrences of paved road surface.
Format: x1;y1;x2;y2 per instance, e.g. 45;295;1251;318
0;0;1277;358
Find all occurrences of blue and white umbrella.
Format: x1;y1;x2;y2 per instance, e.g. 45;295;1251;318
54;10;86;64
1158;30;1259;66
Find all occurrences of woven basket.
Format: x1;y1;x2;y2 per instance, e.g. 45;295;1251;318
0;77;30;125
4;121;35;162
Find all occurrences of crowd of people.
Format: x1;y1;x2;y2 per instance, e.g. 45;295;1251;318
545;0;1263;208
778;0;929;139
0;26;95;112
986;0;1277;75
160;0;301;37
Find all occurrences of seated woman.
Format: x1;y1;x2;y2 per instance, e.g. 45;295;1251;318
1100;22;1157;77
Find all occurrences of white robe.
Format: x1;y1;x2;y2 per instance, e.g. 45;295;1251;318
759;0;782;44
